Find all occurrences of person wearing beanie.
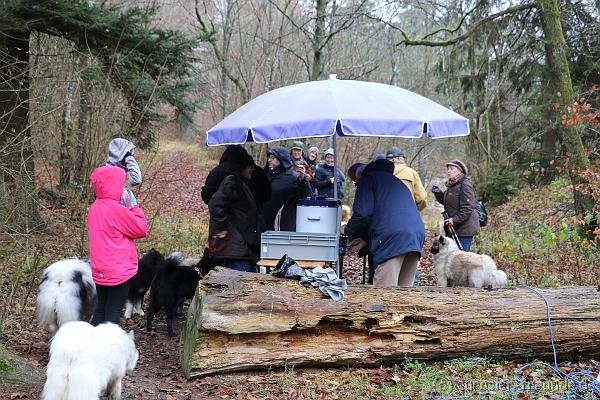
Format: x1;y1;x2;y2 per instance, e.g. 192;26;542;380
386;147;428;212
290;141;315;182
345;158;425;288
305;146;320;170
208;150;267;272
262;146;312;231
314;148;345;199
386;146;428;287
432;159;480;251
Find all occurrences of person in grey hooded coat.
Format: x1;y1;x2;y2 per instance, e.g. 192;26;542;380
106;138;142;207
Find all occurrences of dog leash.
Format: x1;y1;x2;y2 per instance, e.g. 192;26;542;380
442;211;464;251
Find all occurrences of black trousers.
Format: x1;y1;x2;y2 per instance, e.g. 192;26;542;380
91;280;131;326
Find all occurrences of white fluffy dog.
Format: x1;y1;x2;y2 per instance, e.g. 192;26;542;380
36;258;97;334
430;235;508;288
41;321;139;400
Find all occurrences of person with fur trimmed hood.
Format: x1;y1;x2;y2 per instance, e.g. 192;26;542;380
208;152;266;272
345;159;425;288
201;145;271;208
432;159;480;252
263;146;312;231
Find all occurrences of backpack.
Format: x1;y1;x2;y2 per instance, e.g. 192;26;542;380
475;200;488;227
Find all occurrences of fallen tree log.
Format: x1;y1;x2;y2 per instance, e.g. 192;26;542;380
180;267;600;378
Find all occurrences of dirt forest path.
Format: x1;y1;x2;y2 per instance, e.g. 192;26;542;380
2;150;439;400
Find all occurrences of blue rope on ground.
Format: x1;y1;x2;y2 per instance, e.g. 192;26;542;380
432;285;600;399
510;285;600;400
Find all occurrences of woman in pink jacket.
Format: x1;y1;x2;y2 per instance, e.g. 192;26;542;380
88;165;148;325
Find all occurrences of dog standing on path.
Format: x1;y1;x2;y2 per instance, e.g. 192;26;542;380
430;235;507;289
36;258;97;334
41;321;138;400
124;249;164;319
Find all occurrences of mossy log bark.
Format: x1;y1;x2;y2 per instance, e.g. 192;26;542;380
0;344;42;390
180;267;600;378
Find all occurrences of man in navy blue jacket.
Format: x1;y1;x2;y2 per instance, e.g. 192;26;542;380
345;159;425;287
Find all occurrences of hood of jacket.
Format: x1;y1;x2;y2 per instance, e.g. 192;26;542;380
363;159;394;176
90;165;126;201
219;145;249;164
107;138;135;165
268;146;293;170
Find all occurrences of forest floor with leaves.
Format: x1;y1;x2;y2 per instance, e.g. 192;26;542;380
1;141;599;399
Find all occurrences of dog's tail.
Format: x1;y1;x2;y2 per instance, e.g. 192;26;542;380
42;366;100;400
42;321;100;399
41;364;69;400
37;279;82;333
36;259;96;332
490;270;508;288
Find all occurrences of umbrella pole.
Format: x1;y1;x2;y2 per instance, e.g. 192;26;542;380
333;133;342;277
333;133;338;202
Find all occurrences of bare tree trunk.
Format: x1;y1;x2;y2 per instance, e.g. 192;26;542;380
0;31;42;233
310;0;327;81
537;0;592;213
181;268;600;378
59;80;77;189
73;79;91;186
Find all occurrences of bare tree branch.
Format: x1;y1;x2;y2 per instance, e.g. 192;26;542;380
365;3;536;48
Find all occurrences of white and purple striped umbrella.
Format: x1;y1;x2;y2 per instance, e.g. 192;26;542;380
206;76;469;146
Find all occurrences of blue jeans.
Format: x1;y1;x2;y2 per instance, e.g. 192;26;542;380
413;267;420;287
457;236;473;252
223;259;258;273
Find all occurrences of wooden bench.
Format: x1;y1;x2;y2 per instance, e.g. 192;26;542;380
257;258;327;274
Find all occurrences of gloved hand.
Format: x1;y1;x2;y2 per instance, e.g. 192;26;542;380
432;184;441;194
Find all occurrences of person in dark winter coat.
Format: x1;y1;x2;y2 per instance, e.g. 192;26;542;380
201;145;271;208
263;146;312;231
290;141;315;182
314;148;345;199
345;159;425;288
432;159;480;251
208;152;266;272
305;146;320;170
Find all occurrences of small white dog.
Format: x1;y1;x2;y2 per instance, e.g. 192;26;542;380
430;235;508;288
41;321;139;400
36;258;97;334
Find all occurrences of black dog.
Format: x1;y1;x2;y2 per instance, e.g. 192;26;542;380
146;248;218;336
124;249;164;319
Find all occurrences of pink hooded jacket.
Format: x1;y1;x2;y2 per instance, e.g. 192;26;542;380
87;166;148;286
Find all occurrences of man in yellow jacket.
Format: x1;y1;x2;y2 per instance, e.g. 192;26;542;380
386;147;427;211
386;147;427;287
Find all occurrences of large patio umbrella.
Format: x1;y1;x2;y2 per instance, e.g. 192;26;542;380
206;76;469;273
206;75;469;146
